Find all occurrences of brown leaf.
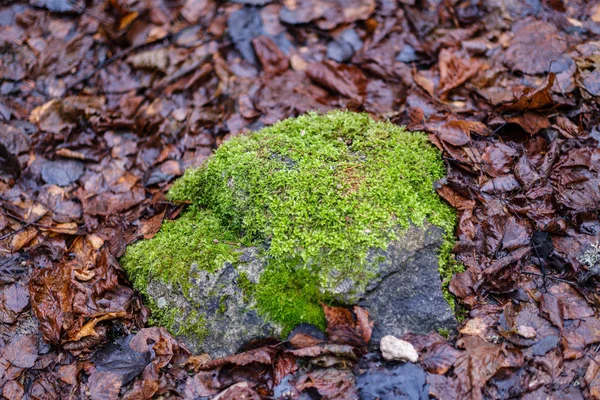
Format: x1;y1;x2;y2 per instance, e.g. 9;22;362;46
322;304;368;348
481;143;517;177
289;344;357;360
213;382;261;400
437;49;484;97
252;36;289;76
295;368;358;400
88;371;122;400
123;363;159;400
81;188;146;216
481;175;521;193
138;208;167;240
9;227;37;251
184;354;211;373
306;61;367;103
562;317;600;359
129;327;188;368
353;306;372;345
184;369;222;398
274;352;297;386
421;342;462;375
2;380;25;399
503;19;567;75
584;353;600;399
29;100;76;134
280;0;375;30
289;332;324;349
66;311;128;342
0;334;38;369
429;120;489;147
506;112;551;134
196;345;277;371
58;363;80;385
29;263;74;345
454;336;522;399
548;283;595;320
500;73;556;112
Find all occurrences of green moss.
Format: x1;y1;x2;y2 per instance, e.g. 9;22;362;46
437;328;451;339
218;295;230;314
121;206;241;298
145;298;209;341
237;271;255;303
122;111;461;339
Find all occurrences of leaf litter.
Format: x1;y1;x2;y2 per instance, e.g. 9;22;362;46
1;0;600;398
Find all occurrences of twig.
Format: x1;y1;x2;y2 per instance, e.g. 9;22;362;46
64;32;179;95
0;224;29;241
521;271;576;286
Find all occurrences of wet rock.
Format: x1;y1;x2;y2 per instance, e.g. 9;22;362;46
362;224;456;346
122;112;457;358
380;335;418;362
144;223;455;357
356;361;429;400
145;247;281;358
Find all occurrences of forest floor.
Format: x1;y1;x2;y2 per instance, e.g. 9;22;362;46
1;0;600;398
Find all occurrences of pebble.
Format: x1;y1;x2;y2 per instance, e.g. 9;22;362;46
380;335;418;363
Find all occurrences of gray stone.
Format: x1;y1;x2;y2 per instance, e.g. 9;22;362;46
362;224;456;345
145;247;281;358
143;222;455;358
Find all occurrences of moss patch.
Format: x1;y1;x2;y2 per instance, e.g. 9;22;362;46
121;111;461;337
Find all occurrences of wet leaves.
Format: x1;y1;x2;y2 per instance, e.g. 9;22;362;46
2;0;600;397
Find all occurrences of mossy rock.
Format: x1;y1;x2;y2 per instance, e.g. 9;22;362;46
121;111;461;356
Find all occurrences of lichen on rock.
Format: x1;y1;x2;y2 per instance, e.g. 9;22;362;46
120;111;461;356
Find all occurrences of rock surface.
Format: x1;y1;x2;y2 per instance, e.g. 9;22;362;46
144;223;455;357
363;224;456;346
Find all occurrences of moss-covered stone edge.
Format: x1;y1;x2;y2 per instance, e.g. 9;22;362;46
120;111;464;340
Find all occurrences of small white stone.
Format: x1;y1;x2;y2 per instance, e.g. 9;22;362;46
380;335;418;363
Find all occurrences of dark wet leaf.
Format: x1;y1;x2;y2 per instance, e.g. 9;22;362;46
92;335;151;385
252;36;289;76
0;142;20;180
228;6;264;64
296;367;358;399
421;342;462;375
357;363;429;400
30;0;85;13
322;304;371;348
0;334;38;369
500;74;557;112
503;19;567;74
428;120;488;146
306;61;367;103
287;323;326;349
41;159;84;186
531;231;553;260
88;371;122;400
